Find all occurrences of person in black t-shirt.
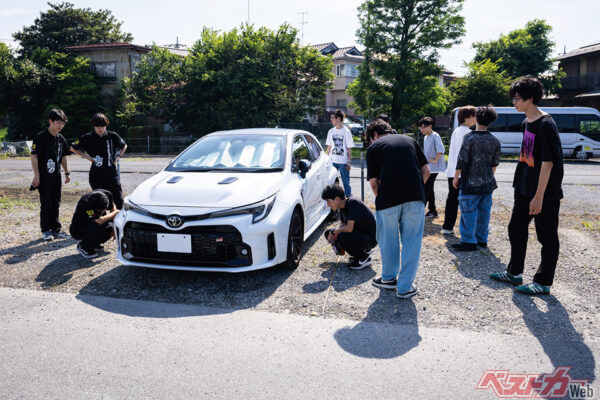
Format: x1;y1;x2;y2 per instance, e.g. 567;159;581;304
70;189;119;259
321;184;377;270
365;119;430;299
30;109;71;240
70;113;127;209
490;76;564;296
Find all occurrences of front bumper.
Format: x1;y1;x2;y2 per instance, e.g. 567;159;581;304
113;202;291;273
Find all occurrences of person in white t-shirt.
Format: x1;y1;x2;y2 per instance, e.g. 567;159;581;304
443;106;477;235
326;109;354;196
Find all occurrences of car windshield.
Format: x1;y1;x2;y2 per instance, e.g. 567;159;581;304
167;135;286;172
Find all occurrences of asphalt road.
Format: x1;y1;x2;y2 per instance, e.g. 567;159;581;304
1;287;597;400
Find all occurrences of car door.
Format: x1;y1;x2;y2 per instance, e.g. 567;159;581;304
304;133;329;218
292;134;321;228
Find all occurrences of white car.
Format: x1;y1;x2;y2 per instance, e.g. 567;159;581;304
114;128;339;272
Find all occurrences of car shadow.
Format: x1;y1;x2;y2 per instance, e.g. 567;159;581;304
302;260;376;294
36;253;106;288
512;292;596;385
333;290;421;359
1;237;74;265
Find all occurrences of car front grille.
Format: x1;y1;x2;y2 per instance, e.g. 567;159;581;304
121;222;252;267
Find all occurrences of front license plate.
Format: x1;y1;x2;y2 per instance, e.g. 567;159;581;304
157;233;192;253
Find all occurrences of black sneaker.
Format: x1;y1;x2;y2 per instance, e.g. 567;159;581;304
397;285;418;299
77;242;99;259
348;255;372;270
41;230;54;241
425;211;438;218
477;242;487;248
349;249;373;263
451;242;478;251
52;229;69;239
372;277;397;289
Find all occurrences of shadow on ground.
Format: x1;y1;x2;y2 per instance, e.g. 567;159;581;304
334;290;421;359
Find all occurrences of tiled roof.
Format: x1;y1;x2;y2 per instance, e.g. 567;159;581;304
65;42;150;52
311;42;335;51
557;42;600;61
332;46;363;59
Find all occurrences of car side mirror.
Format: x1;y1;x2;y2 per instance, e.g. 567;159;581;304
298;159;311;178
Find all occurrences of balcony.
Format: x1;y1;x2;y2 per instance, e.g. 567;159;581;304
561;73;600;92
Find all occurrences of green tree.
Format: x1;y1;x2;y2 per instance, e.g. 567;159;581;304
124;24;333;134
13;2;133;57
448;59;512;109
350;0;465;128
3;49;100;139
120;46;186;126
472;19;555;78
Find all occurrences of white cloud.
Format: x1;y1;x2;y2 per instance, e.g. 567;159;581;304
0;8;35;17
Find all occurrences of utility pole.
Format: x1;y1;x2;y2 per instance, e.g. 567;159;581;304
296;11;309;45
248;0;250;24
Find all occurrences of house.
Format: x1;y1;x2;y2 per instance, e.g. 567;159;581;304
312;42;364;115
557;42;600;110
311;41;455;116
65;42;188;96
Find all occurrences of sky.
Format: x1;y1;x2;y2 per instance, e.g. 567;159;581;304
1;0;599;76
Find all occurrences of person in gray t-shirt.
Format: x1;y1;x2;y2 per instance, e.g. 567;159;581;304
419;117;446;218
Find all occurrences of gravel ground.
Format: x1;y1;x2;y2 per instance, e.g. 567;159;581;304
1;161;599;351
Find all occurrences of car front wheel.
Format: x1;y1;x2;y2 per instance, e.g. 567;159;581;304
283;208;304;269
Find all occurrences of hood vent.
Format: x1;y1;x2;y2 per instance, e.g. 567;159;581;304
218;177;239;185
167;176;183;184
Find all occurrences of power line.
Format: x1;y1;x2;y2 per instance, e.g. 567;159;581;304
296;11;309;45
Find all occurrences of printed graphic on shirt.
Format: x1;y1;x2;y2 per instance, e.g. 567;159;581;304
47;159;56;174
519;129;535;167
332;135;345;156
93;155;103;167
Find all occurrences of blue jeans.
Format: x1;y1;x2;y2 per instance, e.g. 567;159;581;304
333;163;351;196
375;201;425;293
458;193;492;244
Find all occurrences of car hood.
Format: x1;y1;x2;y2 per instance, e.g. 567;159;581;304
129;170;283;208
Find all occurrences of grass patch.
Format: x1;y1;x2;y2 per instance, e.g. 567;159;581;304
0;127;7;142
0;196;37;211
581;217;600;232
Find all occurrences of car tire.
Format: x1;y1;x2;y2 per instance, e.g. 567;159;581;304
283;208;304;270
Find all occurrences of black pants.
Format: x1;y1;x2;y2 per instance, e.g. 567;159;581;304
506;193;561;286
443;178;460;230
73;222;114;252
425;173;438;213
39;182;61;232
325;230;376;258
90;174;124;209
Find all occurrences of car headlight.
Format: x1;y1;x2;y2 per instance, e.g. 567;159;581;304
210;193;277;224
123;198;151;216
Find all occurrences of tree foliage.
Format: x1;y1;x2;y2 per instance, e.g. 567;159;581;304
2;48;100;139
350;0;465;128
13;2;133;57
473;19;555;79
448;59;512;109
123;24;333;134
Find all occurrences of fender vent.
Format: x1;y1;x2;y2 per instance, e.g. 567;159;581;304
167;176;183;184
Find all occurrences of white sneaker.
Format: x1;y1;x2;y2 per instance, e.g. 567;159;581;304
41;231;53;241
442;229;453;235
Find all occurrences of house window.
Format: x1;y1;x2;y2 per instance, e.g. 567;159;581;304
336;64;345;77
92;61;117;83
336;99;347;108
347;64;358;77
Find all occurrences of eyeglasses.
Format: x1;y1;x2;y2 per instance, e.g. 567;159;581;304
512;96;523;103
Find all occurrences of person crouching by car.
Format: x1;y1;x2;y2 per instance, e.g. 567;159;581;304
322;184;377;270
70;189;119;259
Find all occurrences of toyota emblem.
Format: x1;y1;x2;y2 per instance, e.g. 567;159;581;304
166;215;183;228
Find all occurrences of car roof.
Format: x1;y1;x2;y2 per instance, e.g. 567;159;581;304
207;128;311;137
452;106;600;115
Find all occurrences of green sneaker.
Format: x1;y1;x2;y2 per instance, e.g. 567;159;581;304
490;271;523;286
516;282;550;295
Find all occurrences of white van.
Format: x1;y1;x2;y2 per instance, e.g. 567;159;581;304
450;107;600;159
